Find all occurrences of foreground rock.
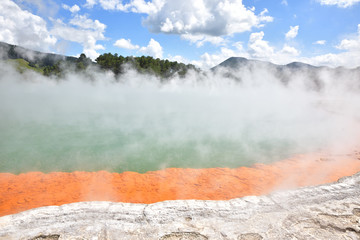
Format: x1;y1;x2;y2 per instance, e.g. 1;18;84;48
0;172;359;240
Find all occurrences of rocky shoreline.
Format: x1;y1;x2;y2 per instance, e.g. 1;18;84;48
0;171;359;239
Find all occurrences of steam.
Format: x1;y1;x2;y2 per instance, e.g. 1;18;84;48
0;61;359;174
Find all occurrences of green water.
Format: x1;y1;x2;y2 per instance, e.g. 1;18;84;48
0;118;299;173
1;77;352;174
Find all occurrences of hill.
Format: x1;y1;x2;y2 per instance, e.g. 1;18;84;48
0;41;198;78
213;56;360;73
212;57;360;90
0;42;77;67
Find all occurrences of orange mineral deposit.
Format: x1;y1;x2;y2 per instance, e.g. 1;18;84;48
0;152;359;217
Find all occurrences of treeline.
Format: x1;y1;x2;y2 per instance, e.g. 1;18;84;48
1;42;198;78
42;53;92;76
95;53;198;78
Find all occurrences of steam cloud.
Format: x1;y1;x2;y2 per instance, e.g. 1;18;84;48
0;61;359;173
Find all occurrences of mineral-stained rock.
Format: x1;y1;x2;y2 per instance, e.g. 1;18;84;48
237;233;263;240
0;172;359;240
159;232;208;239
30;235;60;240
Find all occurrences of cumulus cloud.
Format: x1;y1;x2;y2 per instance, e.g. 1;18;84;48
201;24;360;69
336;25;360;51
84;0;97;8
285;25;299;39
281;0;288;6
144;0;273;37
181;34;226;47
317;0;360;8
83;0;273;46
16;0;59;17
248;32;299;61
0;0;107;59
248;31;275;59
51;15;106;59
304;24;360;67
113;38;163;58
63;4;81;13
167;54;190;64
313;40;326;45
280;44;300;56
193;24;360;69
139;38;163;58
114;39;140;50
0;0;57;51
192;47;242;69
84;0;164;14
194;31;303;69
69;15;106;31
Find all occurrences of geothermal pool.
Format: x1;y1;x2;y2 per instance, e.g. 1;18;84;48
1;64;360;217
1;68;359;174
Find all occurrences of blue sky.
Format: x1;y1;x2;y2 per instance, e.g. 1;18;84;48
1;0;360;68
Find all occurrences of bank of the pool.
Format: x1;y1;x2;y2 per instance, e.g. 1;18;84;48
0;151;359;217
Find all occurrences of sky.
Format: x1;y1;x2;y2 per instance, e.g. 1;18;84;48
0;0;360;69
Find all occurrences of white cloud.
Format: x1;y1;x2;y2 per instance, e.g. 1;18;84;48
336;26;360;51
139;38;163;58
304;24;360;67
83;0;164;14
167;54;190;64
17;0;59;17
280;44;300;56
337;39;360;50
285;25;299;39
337;24;360;50
84;0;97;8
0;0;106;60
281;0;288;6
114;39;140;50
0;0;57;51
84;0;273;47
317;0;360;8
144;0;273;37
313;40;326;45
248;31;275;59
194;32;302;69
304;51;360;68
193;46;244;69
51;15;106;59
63;4;80;13
69;15;106;31
195;24;360;69
181;34;226;47
119;0;165;14
113;38;163;58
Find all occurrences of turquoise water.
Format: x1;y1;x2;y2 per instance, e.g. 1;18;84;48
0;74;357;174
0;114;299;173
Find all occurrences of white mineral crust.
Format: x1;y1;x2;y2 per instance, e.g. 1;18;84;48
0;172;359;239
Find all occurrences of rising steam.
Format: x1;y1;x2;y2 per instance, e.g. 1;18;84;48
0;61;359;174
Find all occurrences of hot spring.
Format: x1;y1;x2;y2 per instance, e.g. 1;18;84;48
1;63;359;174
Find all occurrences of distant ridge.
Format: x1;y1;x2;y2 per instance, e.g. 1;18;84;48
213;56;360;71
0;41;77;67
211;56;360;90
213;57;273;69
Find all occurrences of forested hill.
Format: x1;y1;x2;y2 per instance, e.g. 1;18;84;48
95;53;198;78
0;41;198;78
0;41;77;67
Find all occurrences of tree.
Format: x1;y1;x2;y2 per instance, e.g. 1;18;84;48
76;53;92;70
95;53;198;78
